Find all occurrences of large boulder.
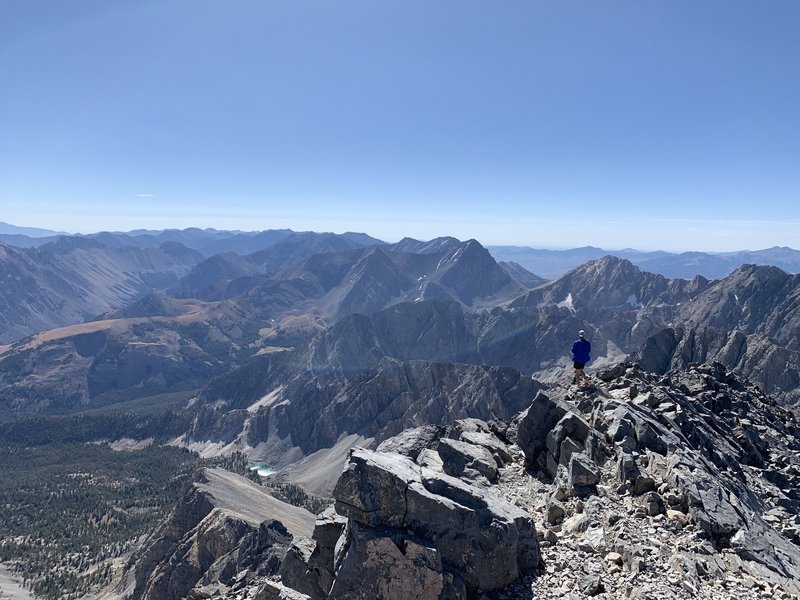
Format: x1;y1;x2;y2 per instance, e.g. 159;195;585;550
327;521;444;600
516;391;571;468
316;447;539;598
436;437;499;482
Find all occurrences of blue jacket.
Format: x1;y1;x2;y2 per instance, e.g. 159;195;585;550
571;338;591;363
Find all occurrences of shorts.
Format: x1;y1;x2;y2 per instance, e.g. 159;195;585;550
573;362;586;370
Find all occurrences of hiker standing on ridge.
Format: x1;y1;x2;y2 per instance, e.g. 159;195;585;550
571;330;591;387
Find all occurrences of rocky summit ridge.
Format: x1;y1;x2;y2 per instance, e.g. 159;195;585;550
115;362;800;600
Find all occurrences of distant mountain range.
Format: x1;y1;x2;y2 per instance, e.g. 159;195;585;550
1;222;799;280
0;238;203;343
0;221;70;237
3;235;799;426
1;226;799;453
488;244;800;279
0;235;529;416
0;223;383;257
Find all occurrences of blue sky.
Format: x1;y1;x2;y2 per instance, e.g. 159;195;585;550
1;1;798;251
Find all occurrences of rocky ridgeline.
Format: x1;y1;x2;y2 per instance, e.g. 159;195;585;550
115;363;800;600
108;468;315;600
512;361;800;599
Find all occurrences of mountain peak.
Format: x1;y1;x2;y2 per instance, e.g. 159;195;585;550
731;262;789;278
37;235;105;253
0;221;66;237
571;255;641;277
391;236;462;255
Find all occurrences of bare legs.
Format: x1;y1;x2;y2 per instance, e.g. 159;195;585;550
575;368;589;387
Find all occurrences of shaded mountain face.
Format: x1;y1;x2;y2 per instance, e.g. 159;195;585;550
0;242;87;343
0;239;203;343
677;264;800;350
0;297;262;417
626;264;800;402
169;238;524;332
165;231;391;304
497;260;547;287
270;239;523;319
171;252;263;299
183;352;542;475
152;230;388;299
249;231;377;273
632;327;800;402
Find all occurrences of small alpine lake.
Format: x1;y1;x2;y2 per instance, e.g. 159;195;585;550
247;462;276;477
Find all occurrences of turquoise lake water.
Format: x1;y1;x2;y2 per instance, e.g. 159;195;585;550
247;462;276;477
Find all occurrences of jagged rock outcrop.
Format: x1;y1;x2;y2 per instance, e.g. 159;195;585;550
301;439;539;599
288;363;800;598
633;326;800;404
112;468;315;600
515;362;800;597
188;357;541;479
626;264;800;404
678;264;800;350
509;256;709;316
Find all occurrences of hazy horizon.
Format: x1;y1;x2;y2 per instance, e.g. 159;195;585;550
2;219;798;255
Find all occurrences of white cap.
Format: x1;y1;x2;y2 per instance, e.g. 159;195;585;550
578;330;585;337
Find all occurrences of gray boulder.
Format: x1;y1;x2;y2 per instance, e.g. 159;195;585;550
305;508;347;598
375;424;445;460
326;447;539;596
437;437;499;482
327;521;444;600
458;430;513;464
517;391;570;468
545;412;591;477
568;453;600;495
